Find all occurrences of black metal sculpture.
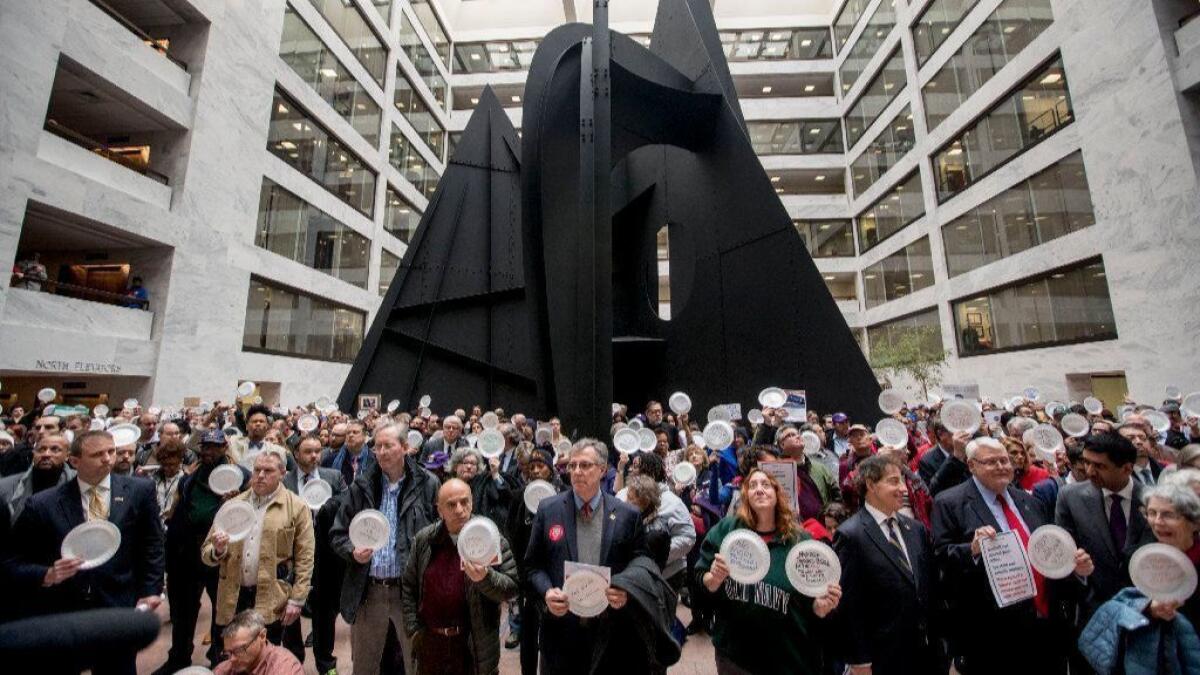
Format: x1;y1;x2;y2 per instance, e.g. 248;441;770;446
339;0;881;439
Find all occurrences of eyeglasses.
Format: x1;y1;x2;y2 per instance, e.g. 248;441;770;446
566;461;599;472
972;457;1012;469
1145;508;1183;523
222;628;262;658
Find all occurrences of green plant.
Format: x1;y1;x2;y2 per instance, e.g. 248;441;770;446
868;326;949;400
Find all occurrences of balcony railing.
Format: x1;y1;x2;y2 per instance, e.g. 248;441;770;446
9;276;150;311
88;0;189;71
44;119;170;185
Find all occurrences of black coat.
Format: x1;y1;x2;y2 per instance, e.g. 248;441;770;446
917;446;950;486
833;508;945;675
12;474;164;614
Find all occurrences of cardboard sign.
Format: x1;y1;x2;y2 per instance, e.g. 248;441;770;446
942;383;981;401
759;460;799;512
784;389;807;422
981;530;1036;608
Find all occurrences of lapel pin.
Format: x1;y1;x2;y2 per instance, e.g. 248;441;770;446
609;513;616;521
114;496;125;502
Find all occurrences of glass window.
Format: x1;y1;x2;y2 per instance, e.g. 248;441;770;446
655;226;671;320
823;272;858;301
718;27;833;61
953;258;1115;356
849;105;915;197
409;0;451;68
378;248;400;296
856;170;924;253
838;1;897;97
748;119;843;155
866;307;944;360
371;0;391;24
833;0;875;54
310;0;387;87
395;66;445;160
256;179;370;289
243;276;366;362
279;7;382;148
383;184;420;243
796;220;856;257
942;151;1093;276
769;169;846;196
921;0;1054;130
268;90;377;217
844;47;907;148
400;14;448;109
862;236;934;309
454;39;541;73
911;0;974;65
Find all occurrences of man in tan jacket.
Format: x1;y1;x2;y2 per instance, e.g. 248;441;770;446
203;447;314;666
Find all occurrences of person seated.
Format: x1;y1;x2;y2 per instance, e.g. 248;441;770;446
214;610;303;675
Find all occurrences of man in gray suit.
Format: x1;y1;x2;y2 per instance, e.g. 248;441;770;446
0;431;74;519
283;433;347;675
1056;432;1154;617
419;415;468;463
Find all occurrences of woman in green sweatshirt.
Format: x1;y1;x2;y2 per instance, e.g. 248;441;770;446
695;468;842;674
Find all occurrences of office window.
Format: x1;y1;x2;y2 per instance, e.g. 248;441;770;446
942;151;1093;276
279;7;382;147
399;13;448;108
823;271;858;301
838;1;897;97
748;119;843;155
768;169;846;196
922;0;1054;129
953;258;1115;356
844;47;907;148
378;248;400;296
454;39;540;73
833;0;875;53
718;27;833;61
856;170;924;253
932;56;1072;202
849;105;915;197
911;0;975;65
866;307;944;360
383;184;420;243
388;125;440;200
256;179;370;289
371;0;391;24
409;0;451;68
309;0;387;87
268;90;377;217
395;67;445;159
796;220;856;257
243;276;365;362
862;237;934;309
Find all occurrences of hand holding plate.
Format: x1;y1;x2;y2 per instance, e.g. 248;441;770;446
605;587;628;610
812;582;842;618
463;560;488;583
545;588;569;617
1073;548;1094;577
352;547;374;564
43;557;83;586
704;553;730;591
1147;599;1181;622
212;530;230;557
137;595;163;612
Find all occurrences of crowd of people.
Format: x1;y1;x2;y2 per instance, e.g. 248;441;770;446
0;387;1198;675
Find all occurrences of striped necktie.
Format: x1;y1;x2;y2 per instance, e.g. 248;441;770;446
88;486;108;521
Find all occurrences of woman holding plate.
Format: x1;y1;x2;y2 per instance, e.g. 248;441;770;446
1141;482;1200;626
695;468;842;674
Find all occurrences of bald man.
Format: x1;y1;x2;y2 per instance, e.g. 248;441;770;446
402;479;518;675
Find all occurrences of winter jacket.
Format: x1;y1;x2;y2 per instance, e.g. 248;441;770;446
1079;588;1200;675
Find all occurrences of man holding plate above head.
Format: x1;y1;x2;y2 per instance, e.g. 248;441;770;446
10;429;165;675
401;478;518;675
330;422;439;675
202;448;314;665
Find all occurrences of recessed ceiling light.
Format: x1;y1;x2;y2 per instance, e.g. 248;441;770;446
800;39;812;47
470;97;479;104
1040;72;1062;84
762;86;773;93
804;85;816;92
470;53;481;60
815;175;826;181
511;95;521;102
810;128;821;134
823;275;836;280
771;176;781;182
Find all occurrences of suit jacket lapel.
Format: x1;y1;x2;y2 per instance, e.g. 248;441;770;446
107;476;132;526
1010;487;1044;530
1086;484;1120;560
59;479;85;530
564;491;579;562
862;512;916;586
965;480;1002;531
599;493;617;565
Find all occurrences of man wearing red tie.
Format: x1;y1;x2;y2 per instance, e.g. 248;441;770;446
931;438;1093;675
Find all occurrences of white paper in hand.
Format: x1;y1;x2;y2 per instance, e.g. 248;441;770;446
980;530;1036;608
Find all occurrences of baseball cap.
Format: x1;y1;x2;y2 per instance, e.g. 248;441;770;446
199;429;227;446
832;413;849;424
848;423;870;434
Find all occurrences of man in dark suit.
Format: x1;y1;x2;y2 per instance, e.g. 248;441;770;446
524;438;650;675
1117;423;1166;486
835;455;945;675
11;429;165;675
916;421;954;486
283;433;348;675
932;437;1092;675
322;419;374;487
418;414;468;463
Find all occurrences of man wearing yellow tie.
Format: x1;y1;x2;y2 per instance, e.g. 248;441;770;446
10;429;166;675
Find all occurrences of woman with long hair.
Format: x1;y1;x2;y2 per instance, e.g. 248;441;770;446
695;469;842;674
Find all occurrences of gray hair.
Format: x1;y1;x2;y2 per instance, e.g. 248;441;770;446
222;609;266;640
625;474;661;519
1006;417;1036;437
449;447;484;472
965;437;1004;461
774;425;799;446
373;422;409;446
570;437;609;466
1162;467;1200;492
1142;482;1200;524
255;444;287;471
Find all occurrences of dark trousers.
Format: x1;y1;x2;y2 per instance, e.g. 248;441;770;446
415;631;471;675
312;550;345;673
519;593;542;675
166;546;221;666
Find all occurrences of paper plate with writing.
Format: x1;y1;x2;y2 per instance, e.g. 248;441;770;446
801;430;821;454
703;420;734;451
758;387;787;409
672;461;697;487
1060;413;1090;438
669;391;692;416
1130;543;1198;603
480;411;499;430
62;520;121;570
941;399;981;435
1183;392;1200;419
875;418;908;448
1083;396;1104;415
1030;424;1064;452
524;479;556;514
878;389;905;415
301;478;333;510
1144;410;1171;435
478;429;505;458
349;509;390;550
214;500;256;543
1027;525;1077;579
108;423;141;448
637;428;657;452
720;529;770;586
613;427;640;455
208;464;243;495
564;567;609;618
407;430;425;449
786;539;841;597
457;517;502;566
297;414;319;433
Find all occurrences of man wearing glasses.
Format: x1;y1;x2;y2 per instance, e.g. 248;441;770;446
214;609;303;674
524;438;650;674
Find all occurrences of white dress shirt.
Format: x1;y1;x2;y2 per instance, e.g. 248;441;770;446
863;501;911;566
240;486;281;587
78;474;112;520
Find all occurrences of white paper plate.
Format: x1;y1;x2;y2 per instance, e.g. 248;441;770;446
1060;413;1090;438
297;414;319;433
37;387;56;403
1023;387;1040;402
692;432;707;450
535;425;553;446
706;405;731;424
703;420;735;451
720;529;770;586
349;509;390;550
478;429;505;458
758;387;787;409
301;478;333;510
418;395;432;409
875;418;908;448
61;520;121;570
214;500;257;543
613;428;640;455
480;412;499;430
941;399;981;435
315;396;332;411
669;391;692;415
627;418;644;431
407;430;425;449
1027;524;1077;579
554;439;572;457
801;430;821;454
1083;396;1104;415
785;539;841;597
1144;410;1171;435
524;479;556;514
237;382;256;398
174;667;215;675
208;464;244;495
878;389;905;415
386;399;400;413
457;517;501;566
1030;424;1064;452
747;409;764;425
89;418;106;431
1183;392;1200;419
564;568;609;618
108;423;140;448
93;404;109;418
672;461;697;486
1166;385;1182;401
1130;543;1198;603
637;427;657;452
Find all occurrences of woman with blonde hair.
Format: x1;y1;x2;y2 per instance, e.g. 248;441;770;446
695;468;842;674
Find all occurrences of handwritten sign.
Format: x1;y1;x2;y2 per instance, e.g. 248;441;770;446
564;561;611;617
981;531;1036;608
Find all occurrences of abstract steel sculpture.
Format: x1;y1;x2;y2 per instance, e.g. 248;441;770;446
338;0;880;440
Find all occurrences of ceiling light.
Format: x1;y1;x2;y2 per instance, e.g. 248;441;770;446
771;176;781;182
511;95;521;102
947;147;963;156
911;273;924;279
810;128;821;134
895;125;907;131
865;274;876;279
320;68;338;78
762;86;773;93
470;97;479;104
815;175;826;181
292;122;302;130
1051;273;1065;278
1004;26;1016;33
279;141;296;149
775;188;785;194
1040;72;1062;84
470;53;481;60
801;39;812;47
804;84;816;92
277;104;289;113
824;275;836;281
